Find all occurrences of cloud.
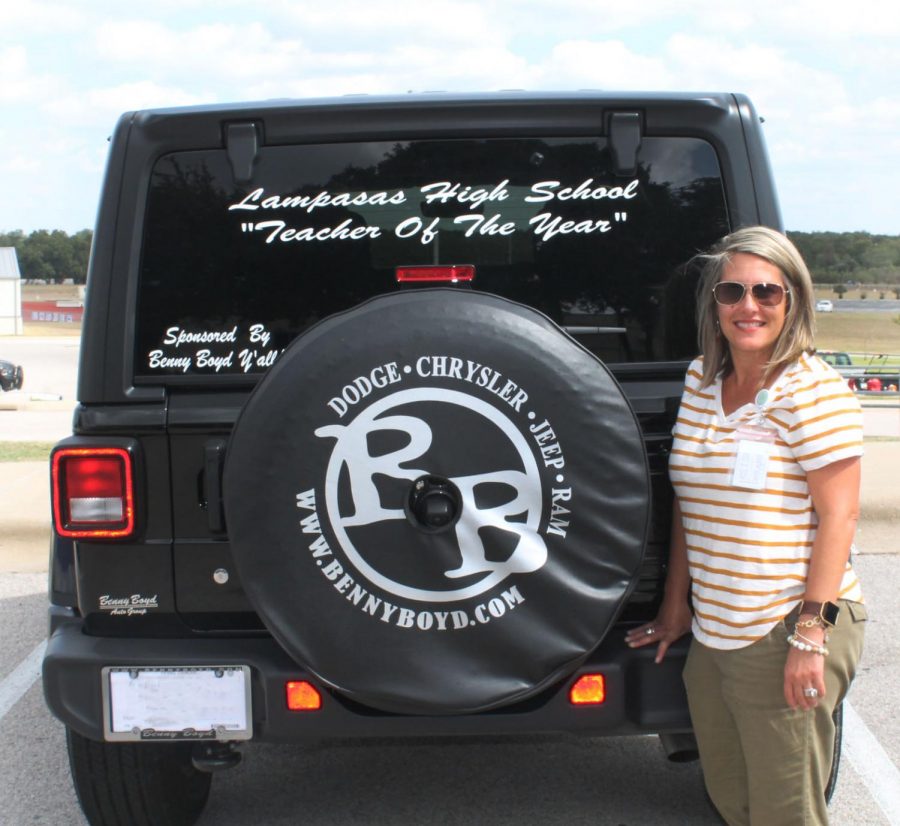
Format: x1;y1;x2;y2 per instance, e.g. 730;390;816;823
271;0;499;46
1;0;898;232
243;44;533;100
94;20;304;81
0;1;82;32
90;15;536;99
661;33;841;105
0;46;62;103
530;40;669;89
759;0;900;38
42;81;211;128
0;151;43;174
501;0;900;40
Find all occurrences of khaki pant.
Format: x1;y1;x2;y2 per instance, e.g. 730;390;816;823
683;600;866;826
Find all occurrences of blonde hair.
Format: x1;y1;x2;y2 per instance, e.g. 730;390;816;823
696;226;816;389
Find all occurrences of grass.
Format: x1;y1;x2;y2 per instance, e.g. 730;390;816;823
22;284;84;301
0;441;54;462
816;312;900;357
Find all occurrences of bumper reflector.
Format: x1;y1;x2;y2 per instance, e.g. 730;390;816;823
569;674;606;705
286;681;322;711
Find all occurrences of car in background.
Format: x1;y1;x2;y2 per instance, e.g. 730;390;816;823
816;299;834;312
819;350;851;367
0;358;24;391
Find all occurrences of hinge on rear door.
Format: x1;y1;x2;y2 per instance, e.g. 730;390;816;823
225;122;261;185
608;112;643;176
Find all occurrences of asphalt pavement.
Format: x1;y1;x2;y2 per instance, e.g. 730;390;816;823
1;557;897;825
826;298;900;313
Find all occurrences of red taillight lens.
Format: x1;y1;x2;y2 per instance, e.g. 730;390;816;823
286;681;322;711
569;674;606;705
52;448;134;538
396;265;475;283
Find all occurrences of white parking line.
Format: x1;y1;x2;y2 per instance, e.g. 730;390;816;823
844;700;900;824
0;639;46;723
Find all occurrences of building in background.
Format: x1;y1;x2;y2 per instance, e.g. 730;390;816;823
0;247;24;335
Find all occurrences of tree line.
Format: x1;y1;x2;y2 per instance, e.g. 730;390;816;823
788;231;900;287
1;229;92;283
1;227;899;287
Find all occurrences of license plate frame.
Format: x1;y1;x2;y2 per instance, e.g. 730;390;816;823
101;665;253;742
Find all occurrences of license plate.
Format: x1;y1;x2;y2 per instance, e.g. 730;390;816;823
102;666;252;742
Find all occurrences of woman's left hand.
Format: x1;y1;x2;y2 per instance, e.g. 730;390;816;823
784;645;826;711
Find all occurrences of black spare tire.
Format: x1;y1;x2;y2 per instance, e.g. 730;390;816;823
224;290;650;714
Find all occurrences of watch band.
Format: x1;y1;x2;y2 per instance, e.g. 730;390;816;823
799;600;840;627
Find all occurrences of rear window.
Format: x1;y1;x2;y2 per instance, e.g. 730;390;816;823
135;136;728;380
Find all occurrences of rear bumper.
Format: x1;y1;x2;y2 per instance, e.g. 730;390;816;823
43;611;692;743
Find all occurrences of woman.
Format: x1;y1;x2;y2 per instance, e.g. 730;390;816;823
626;226;866;825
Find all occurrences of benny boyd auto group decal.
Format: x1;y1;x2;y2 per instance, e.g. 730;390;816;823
294;354;574;632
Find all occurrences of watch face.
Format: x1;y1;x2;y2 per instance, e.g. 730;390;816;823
822;601;841;627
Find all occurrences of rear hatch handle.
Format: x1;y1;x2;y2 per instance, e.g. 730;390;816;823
204;438;228;534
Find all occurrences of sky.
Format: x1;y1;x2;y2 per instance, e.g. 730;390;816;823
1;0;898;236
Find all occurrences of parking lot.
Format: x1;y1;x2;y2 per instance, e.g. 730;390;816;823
1;335;898;824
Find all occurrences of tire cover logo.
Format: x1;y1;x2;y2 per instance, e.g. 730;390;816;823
315;387;547;602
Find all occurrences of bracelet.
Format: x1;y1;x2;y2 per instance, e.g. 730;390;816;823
793;622;829;643
796;615;824;630
794;629;828;648
787;632;829;656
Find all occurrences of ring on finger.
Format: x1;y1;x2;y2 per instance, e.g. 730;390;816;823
803;687;819;699
645;627;656;636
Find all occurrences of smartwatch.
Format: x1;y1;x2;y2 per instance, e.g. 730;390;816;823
799;600;840;628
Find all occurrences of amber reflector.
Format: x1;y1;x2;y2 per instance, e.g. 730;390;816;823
286;681;322;711
569;674;606;705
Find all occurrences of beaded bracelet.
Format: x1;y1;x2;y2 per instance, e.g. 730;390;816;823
786;632;829;656
794;629;827;648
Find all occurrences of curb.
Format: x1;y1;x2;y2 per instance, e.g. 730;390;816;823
0;392;71;412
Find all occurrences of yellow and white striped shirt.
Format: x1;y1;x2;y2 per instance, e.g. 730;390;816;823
670;353;864;650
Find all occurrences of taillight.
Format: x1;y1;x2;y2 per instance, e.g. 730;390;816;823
569;673;606;705
52;447;134;538
286;680;322;711
396;265;475;283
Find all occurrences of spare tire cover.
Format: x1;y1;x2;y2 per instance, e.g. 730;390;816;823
224;289;649;714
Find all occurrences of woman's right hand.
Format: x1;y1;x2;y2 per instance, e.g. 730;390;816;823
624;600;693;664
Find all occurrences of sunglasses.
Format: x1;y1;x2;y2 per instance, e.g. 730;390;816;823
712;281;789;307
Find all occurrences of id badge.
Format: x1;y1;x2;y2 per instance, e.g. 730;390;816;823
731;424;776;489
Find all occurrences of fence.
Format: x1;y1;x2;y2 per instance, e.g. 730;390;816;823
823;352;900;396
21;300;84;325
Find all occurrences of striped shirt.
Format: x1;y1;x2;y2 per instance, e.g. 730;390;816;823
669;352;864;650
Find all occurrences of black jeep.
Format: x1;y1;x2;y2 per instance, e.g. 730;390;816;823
44;91;784;825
